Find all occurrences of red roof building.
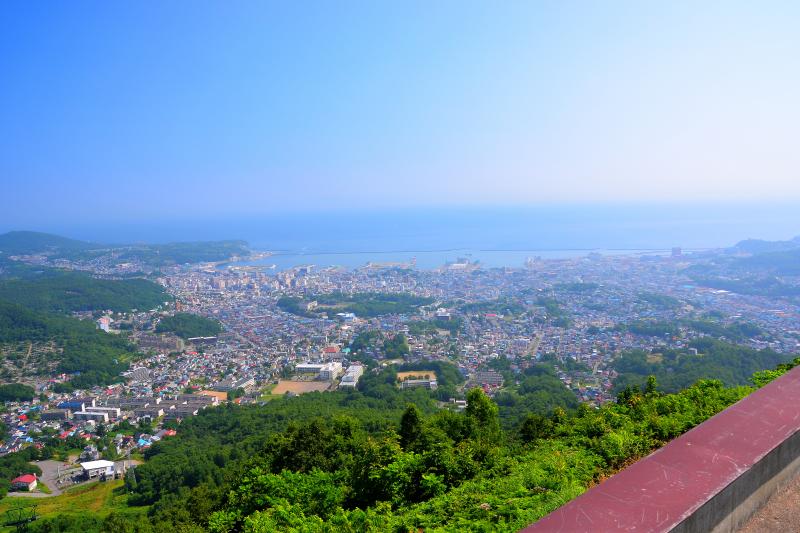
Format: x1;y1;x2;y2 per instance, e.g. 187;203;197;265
11;474;37;491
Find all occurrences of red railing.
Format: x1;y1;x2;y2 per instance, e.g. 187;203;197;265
523;365;800;532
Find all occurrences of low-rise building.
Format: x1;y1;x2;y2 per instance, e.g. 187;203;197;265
134;407;164;420
319;362;343;380
57;400;85;412
11;474;37;491
80;445;100;462
295;362;343;380
164;407;198;420
86;406;121;419
338;365;364;389
212;376;256;392
137;333;184;352
73;411;109;423
400;378;438;390
296;362;325;374
41;409;71;421
177;393;218;405
80;460;115;479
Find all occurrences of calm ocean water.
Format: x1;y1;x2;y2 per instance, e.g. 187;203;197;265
48;204;800;270
233;248;674;271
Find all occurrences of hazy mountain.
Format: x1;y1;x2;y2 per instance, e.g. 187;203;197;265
0;230;99;255
732;236;800;255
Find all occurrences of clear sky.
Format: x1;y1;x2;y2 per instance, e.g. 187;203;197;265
2;1;800;225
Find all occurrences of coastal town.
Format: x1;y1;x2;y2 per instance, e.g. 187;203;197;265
2;241;800;492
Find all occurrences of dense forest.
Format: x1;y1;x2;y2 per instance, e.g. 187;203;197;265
0;382;35;402
611;338;791;393
616;318;765;343
0;271;168;313
156;313;222;339
20;357;800;532
494;363;581;428
381;334;410;359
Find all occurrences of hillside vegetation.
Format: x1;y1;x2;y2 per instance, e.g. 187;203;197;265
17;358;796;532
0;480;145;531
0;231;98;256
612;338;791;393
0;272;168;313
0;231;249;268
0;300;138;388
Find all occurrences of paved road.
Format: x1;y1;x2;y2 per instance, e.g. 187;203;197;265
6;490;52;498
11;459;88;498
8;459;138;499
36;459;79;496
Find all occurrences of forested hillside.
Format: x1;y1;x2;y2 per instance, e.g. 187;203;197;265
0;231;98;255
156;313;222;339
112;240;250;266
0;300;138;388
611;338;792;393
16;358;798;533
0;271;168;313
0;231;250;267
0;266;168;389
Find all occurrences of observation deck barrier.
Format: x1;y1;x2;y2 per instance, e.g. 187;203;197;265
524;365;800;532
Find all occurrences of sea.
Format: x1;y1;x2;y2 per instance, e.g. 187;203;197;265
48;204;800;271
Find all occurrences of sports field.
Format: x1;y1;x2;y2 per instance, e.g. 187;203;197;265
272;380;331;394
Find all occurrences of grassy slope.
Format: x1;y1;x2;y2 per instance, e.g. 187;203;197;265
0;480;146;531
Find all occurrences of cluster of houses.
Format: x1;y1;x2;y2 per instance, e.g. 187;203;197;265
0;391;216;464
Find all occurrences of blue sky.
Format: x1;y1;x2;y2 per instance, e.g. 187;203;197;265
2;1;800;226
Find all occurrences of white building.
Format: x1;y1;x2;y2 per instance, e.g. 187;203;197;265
338;365;364;388
73;411;109;423
296;363;325;374
319;362;343;380
80;460;115;479
401;378;438;390
96;317;111;332
86;406;121;419
296;362;343;380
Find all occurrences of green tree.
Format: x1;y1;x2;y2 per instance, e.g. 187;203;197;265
399;404;424;451
645;375;659;396
519;414;554;442
465;388;500;441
